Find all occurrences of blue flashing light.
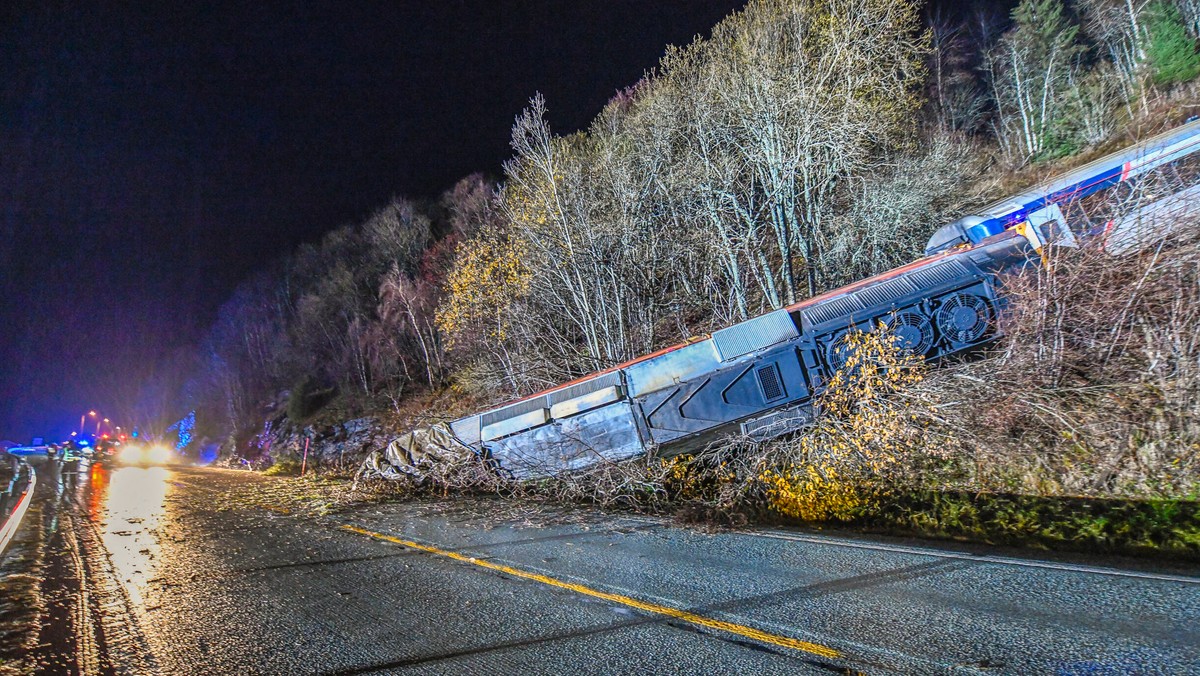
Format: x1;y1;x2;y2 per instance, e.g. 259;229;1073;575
176;410;195;450
78;440;90;447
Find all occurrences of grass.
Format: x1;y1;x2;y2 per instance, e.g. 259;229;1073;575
263;458;303;476
865;491;1200;559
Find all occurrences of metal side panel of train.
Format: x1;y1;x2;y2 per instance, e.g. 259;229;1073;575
450;370;647;478
448;239;1030;477
635;243;1026;454
1102;181;1200;254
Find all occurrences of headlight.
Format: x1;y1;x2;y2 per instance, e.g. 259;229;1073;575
146;445;172;465
118;445;144;464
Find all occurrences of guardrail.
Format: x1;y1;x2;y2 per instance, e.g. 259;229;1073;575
0;458;36;557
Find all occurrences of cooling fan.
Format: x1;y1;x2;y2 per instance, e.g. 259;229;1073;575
880;311;934;356
935;293;990;345
824;331;856;372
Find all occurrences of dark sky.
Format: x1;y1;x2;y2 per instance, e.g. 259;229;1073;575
0;0;1009;442
0;1;754;442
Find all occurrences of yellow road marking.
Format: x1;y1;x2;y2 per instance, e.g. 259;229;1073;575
341;524;841;660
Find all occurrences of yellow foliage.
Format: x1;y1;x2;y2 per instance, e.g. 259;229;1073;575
436;232;531;347
656;453;740;503
761;328;930;521
761;465;865;521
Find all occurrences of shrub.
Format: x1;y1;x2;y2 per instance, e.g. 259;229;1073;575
287;374;331;422
918;230;1200;499
758;330;936;522
264;458;303;476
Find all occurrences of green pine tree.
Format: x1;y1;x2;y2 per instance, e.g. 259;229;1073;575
1144;0;1200;86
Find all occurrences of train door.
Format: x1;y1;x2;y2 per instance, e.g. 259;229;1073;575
1021;203;1077;250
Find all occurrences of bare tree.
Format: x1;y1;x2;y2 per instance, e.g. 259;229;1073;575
928;10;987;133
703;0;927;300
655;0;928;304
376;263;445;389
826;134;982;287
437;0;931;397
1075;0;1152;96
986;0;1084;161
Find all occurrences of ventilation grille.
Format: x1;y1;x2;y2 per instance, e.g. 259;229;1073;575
741;407;813;441
854;276;917;309
906;260;970;290
803;294;865;327
545;371;622;407
756;364;785;403
480;395;548;428
711;309;799;361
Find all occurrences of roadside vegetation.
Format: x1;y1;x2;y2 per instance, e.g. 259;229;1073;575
522;236;1200;558
174;0;1200;556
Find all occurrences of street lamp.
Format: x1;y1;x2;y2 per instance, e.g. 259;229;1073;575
81;410;97;435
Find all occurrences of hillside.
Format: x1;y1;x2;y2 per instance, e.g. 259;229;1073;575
185;0;1200;555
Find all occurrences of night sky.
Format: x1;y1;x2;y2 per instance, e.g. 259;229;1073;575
1;1;1006;442
0;1;754;442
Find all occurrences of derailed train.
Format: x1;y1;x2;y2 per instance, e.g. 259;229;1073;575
387;119;1200;480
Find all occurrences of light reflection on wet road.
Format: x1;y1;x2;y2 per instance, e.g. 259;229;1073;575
44;459;174;609
90;465;171;608
25;460;1200;675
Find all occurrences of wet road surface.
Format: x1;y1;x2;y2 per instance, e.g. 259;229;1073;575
24;459;1200;674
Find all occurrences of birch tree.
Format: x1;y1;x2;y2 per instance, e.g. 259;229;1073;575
1075;0;1151;95
715;0;925;301
928;13;987;133
496;94;694;380
987;0;1084;161
663;0;926;303
826;135;981;286
440;0;933;396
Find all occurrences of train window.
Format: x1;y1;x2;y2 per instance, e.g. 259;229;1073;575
1159;152;1200;191
1062;180;1134;233
1140;152;1200;197
1060;151;1200;238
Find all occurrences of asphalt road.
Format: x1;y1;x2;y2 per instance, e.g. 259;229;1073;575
22;459;1200;675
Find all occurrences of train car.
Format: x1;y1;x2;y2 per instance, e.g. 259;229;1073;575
448;234;1030;478
926;119;1200;256
395;119;1200;480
